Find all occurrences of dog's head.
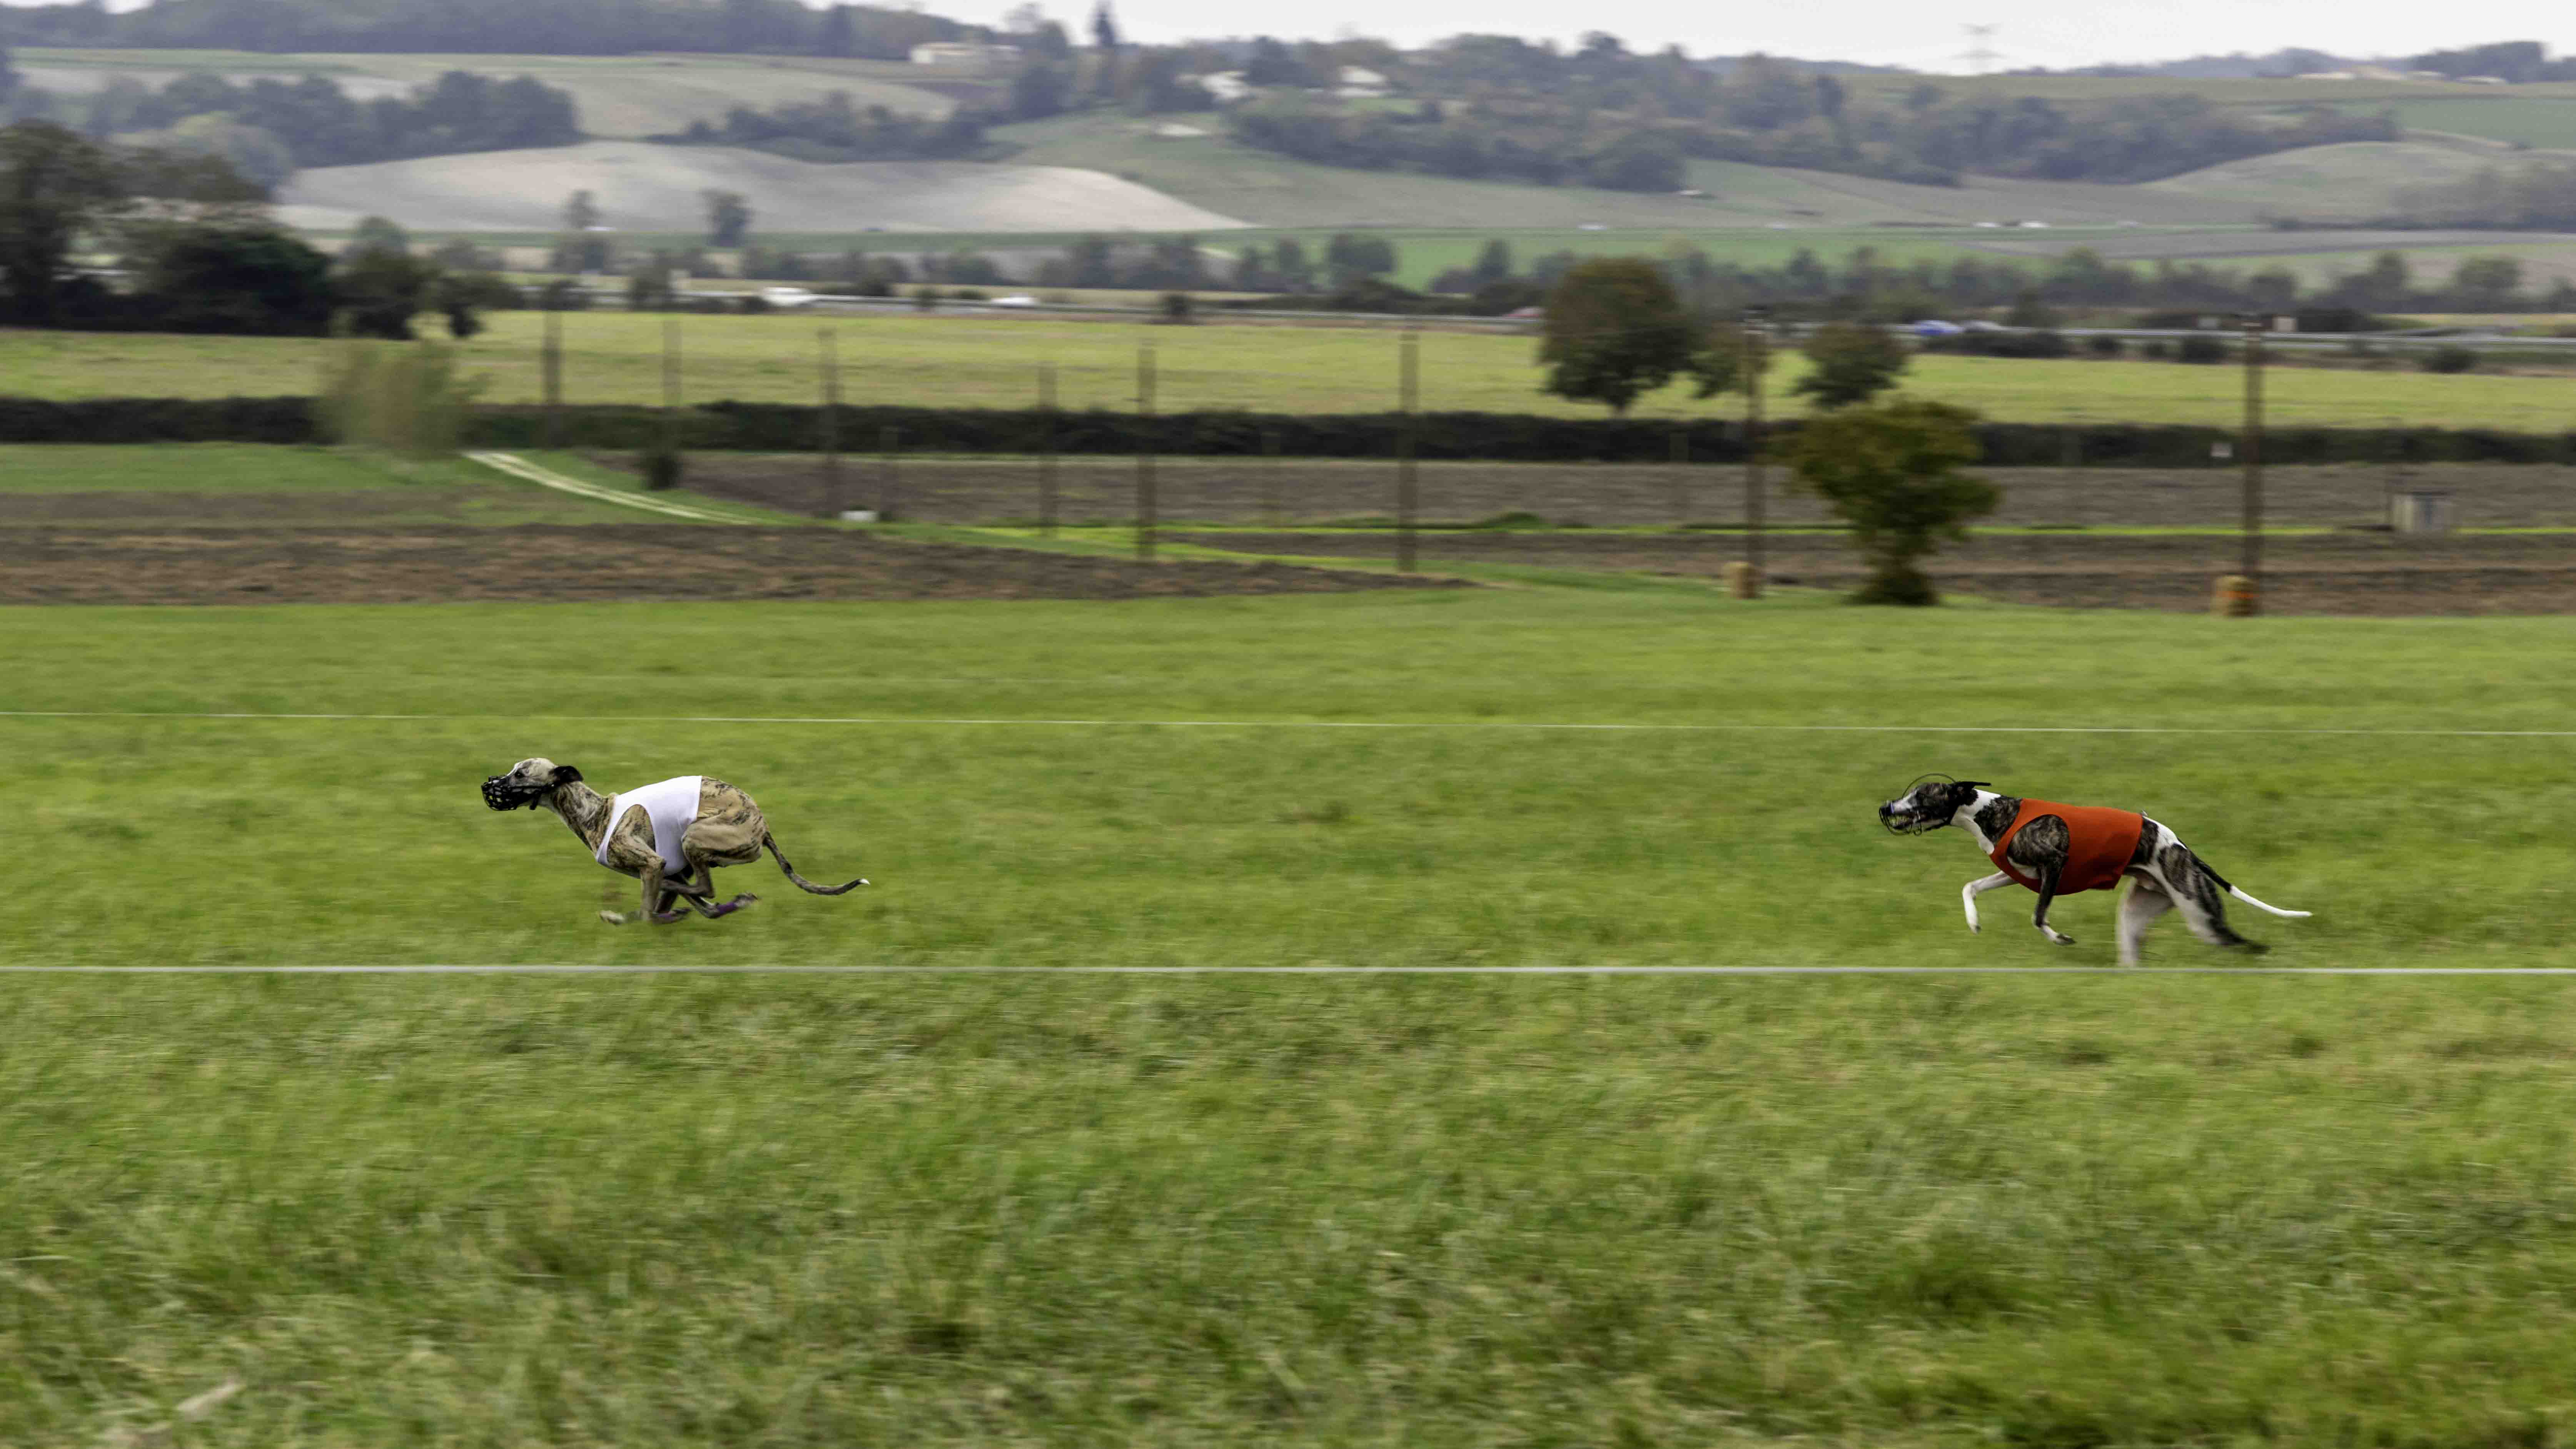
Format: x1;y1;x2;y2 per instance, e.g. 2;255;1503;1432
1878;777;1991;836
483;758;583;812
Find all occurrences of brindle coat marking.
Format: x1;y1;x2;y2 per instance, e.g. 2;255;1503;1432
486;758;868;925
1878;779;2309;964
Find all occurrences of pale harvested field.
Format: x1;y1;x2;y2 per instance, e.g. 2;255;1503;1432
665;456;2576;531
1958;224;2576;263
275;141;1248;234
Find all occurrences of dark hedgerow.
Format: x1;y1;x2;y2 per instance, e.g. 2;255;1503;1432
8;396;2576;468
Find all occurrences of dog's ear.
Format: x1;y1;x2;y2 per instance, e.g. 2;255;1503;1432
550;765;584;787
1955;781;1992;791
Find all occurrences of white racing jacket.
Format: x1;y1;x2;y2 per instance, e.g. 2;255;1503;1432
594;776;704;875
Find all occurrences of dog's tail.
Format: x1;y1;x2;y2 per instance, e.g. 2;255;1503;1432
2227;885;2311;919
763;832;869;895
2202;860;2311;919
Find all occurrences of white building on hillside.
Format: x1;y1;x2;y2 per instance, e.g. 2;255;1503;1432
910;42;1021;72
1335;65;1390;97
1195;70;1252;103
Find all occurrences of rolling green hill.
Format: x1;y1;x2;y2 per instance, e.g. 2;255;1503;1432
28;46;2576;292
989;112;2277;230
2140;140;2575;220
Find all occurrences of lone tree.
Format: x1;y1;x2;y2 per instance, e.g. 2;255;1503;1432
1787;397;1999;606
344;214;411;261
703;189;751;249
1686;317;1774;399
1793;321;1911;409
1537;256;1695;416
334;245;442;339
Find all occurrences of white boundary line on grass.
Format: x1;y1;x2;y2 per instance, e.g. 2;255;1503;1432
465;451;746;524
4;711;2576;739
6;965;2574;976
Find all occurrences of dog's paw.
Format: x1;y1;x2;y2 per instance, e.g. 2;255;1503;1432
2047;932;2077;947
2234;939;2271;955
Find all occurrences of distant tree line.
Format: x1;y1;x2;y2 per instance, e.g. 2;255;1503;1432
2;61;581;187
654;92;987;162
2382;160;2576;230
0;121;514;337
102;70;570;175
2401;41;2576;83
0;0;988;61
1542;242;2576;318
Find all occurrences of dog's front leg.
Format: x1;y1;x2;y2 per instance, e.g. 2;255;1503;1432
599;887;684;926
1961;871;2012;933
2031;866;2075;946
631;861;686;925
600;870;685;926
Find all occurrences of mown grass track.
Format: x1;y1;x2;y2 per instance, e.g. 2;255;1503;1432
8;569;2576;1443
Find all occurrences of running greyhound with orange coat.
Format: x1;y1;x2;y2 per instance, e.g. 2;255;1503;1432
1877;779;2309;964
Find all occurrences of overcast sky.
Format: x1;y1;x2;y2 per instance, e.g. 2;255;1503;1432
7;0;2573;72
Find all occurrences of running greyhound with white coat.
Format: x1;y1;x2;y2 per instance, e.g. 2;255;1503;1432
482;759;867;925
1877;778;2308;964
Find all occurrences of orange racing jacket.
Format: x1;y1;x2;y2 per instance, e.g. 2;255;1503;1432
1988;800;2145;894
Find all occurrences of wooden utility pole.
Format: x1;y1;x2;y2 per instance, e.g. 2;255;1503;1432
818;328;843;518
1135;341;1158;561
1397;330;1419;573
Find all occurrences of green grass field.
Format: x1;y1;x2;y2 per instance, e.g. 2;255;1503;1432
2380;97;2576;149
0;442;682;526
17;46;967;133
14;312;2576;428
9;566;2576;1441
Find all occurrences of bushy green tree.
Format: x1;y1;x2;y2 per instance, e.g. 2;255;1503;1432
1787;398;1998;606
133;223;337;335
1536;257;1695;416
703;189;752;248
0;122;125;325
2449;255;2524;309
1793;321;1910;410
1323;232;1397;283
345;214;411;261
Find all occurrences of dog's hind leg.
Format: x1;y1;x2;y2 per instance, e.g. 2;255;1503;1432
2117;877;2175;966
670;858;757;920
635;858;760;924
2155;841;2262;953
